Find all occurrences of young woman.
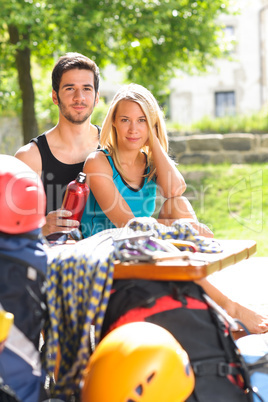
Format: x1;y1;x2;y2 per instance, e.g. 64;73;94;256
81;83;268;334
81;83;212;238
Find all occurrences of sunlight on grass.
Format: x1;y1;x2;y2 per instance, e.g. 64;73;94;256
180;164;268;256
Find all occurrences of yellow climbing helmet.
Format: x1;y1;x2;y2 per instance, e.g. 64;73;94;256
81;322;195;402
0;310;14;344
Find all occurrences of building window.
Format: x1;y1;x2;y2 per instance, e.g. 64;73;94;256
215;91;236;117
224;25;235;38
222;25;236;54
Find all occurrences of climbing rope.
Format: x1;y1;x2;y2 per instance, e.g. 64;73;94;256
45;234;115;399
127;217;222;253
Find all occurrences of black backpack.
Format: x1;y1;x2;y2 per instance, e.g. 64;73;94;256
0;236;47;350
102;279;254;402
0;231;47;401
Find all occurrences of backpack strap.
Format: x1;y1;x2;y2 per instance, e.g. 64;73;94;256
0;252;31;268
0;251;45;278
192;358;242;377
247;354;268;375
0;377;20;402
0;232;41;241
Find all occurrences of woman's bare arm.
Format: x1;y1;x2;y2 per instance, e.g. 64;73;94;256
83;152;135;228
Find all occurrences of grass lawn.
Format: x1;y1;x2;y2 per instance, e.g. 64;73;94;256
177;163;268;257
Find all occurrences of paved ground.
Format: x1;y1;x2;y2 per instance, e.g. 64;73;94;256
207;257;268;315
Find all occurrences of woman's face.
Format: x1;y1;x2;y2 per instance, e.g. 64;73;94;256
113;100;149;150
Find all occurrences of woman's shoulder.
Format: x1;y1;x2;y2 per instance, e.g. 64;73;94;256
84;149;111;174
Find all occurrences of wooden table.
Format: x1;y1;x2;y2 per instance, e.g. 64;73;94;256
46;238;256;281
113;239;257;281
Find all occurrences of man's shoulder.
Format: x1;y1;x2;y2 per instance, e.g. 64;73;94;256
15;140;39;156
14;141;42;175
30;132;47;144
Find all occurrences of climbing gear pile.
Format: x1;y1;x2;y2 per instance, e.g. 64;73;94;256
45;217;222;398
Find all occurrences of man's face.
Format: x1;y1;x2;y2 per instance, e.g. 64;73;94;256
52;68;99;125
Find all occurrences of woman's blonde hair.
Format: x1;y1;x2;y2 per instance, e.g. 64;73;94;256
100;83;168;182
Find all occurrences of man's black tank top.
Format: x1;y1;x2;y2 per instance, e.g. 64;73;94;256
30;126;101;214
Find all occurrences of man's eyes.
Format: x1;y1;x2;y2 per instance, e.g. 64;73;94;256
65;87;92;91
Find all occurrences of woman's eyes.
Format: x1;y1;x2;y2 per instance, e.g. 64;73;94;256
120;118;147;123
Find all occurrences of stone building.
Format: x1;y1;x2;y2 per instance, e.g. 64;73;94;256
169;0;268;125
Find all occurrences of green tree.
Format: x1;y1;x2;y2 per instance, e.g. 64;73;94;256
0;0;232;144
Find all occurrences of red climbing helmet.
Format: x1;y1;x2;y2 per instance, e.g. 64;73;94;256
81;322;195;402
0;155;46;234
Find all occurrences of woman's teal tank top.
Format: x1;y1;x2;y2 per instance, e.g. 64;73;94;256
81;150;157;237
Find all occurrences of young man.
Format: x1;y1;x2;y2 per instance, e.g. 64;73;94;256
15;52;101;236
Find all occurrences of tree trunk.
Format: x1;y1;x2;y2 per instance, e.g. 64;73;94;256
8;24;38;145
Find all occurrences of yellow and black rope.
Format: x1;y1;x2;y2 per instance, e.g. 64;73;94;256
45;234;115;399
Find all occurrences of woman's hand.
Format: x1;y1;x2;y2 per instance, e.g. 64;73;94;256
151;127;186;198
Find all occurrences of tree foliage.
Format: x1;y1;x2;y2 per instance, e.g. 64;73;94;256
0;0;232;144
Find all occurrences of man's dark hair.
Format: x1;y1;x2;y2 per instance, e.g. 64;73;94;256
52;52;100;96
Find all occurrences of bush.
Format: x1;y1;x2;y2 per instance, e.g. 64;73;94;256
166;105;268;134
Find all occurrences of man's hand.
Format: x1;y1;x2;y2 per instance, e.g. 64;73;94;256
42;209;80;236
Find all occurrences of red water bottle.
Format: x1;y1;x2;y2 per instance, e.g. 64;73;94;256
61;172;89;222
